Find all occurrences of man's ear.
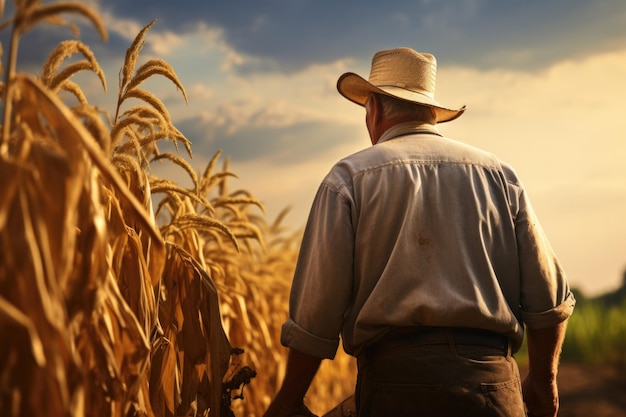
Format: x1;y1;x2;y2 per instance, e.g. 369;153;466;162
367;93;381;122
365;93;383;144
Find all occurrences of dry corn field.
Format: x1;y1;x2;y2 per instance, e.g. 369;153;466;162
0;2;355;416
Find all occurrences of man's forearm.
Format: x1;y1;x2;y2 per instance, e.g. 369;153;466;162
526;320;568;380
522;320;568;417
263;348;322;416
272;348;322;408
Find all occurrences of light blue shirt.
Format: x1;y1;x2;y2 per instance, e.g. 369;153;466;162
281;121;575;358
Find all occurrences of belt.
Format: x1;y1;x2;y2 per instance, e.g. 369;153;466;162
364;326;509;359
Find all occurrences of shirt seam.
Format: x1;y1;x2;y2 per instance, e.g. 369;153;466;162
351;159;502;180
319;180;352;204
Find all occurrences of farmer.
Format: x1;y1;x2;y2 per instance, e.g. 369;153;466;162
263;47;575;417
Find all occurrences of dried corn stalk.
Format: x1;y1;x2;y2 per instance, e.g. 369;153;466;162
0;2;233;416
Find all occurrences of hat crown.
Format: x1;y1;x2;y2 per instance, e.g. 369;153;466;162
368;48;437;98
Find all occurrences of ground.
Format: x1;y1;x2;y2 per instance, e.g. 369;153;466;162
554;362;626;417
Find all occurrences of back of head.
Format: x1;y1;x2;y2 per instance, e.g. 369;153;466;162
377;94;437;124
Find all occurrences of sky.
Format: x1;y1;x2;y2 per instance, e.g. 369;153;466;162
5;0;626;296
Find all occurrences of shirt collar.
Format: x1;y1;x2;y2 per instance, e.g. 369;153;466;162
377;121;441;144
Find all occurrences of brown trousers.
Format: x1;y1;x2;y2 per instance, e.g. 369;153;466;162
356;340;525;417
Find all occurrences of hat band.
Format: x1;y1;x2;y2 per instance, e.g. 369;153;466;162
376;84;435;99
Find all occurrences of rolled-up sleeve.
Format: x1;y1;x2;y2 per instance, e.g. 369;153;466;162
281;319;340;359
522;292;576;328
280;181;355;359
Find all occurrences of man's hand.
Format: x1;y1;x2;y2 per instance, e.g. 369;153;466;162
263;395;317;417
522;373;558;417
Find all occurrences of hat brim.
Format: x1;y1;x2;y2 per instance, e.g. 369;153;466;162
337;72;465;123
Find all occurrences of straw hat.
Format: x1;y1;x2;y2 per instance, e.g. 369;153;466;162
337;47;465;123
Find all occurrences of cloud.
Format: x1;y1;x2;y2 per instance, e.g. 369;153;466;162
96;0;626;73
153;52;366;166
5;0;626;83
177;113;362;166
437;48;626;174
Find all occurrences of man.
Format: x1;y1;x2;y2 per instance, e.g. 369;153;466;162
264;47;575;417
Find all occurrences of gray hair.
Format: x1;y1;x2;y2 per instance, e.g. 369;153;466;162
378;94;436;123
